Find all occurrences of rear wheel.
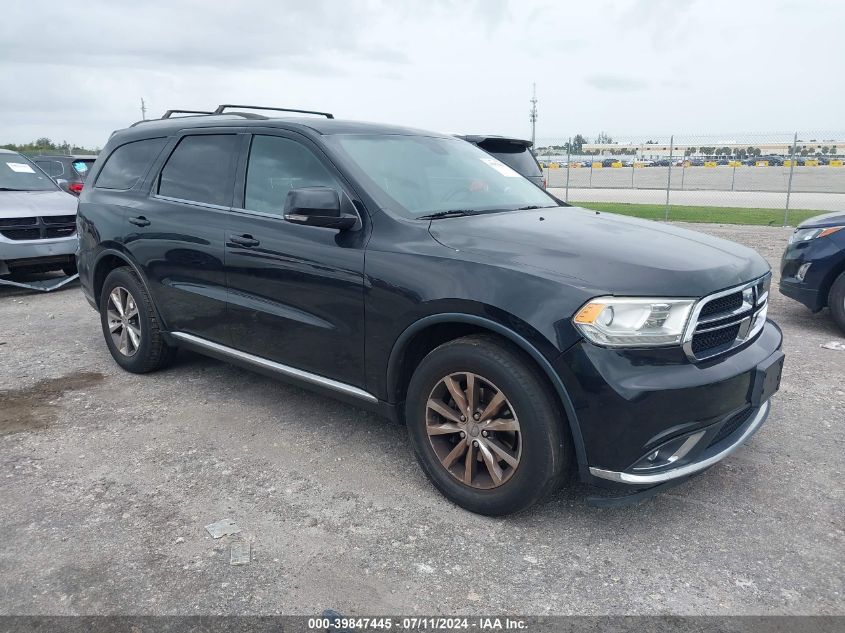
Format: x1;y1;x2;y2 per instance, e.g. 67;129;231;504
99;267;177;373
829;271;845;334
406;334;570;515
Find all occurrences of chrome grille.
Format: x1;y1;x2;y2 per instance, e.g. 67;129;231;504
0;216;77;241
683;275;770;361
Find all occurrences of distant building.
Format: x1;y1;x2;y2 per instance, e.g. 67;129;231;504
581;140;843;158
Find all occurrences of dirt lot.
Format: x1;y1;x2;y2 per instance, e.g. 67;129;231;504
1;223;843;616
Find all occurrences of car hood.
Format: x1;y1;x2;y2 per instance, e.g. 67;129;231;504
797;211;845;228
428;206;770;297
0;190;77;218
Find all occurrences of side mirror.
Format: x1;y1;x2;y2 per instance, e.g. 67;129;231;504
283;187;358;230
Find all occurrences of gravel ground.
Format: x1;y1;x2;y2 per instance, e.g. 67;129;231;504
0;223;843;616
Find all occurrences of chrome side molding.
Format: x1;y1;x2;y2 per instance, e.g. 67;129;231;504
170;332;378;403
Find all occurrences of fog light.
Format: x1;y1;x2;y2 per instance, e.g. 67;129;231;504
796;262;811;282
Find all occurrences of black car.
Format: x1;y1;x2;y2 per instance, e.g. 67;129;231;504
76;104;784;515
780;212;845;333
457;135;544;188
32;154;97;196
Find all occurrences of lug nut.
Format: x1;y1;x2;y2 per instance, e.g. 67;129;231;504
460;415;466;422
460;431;466;438
473;413;480;420
481;430;488;437
472;440;479;447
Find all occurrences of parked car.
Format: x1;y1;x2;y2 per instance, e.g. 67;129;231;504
32;154;97;196
457;135;544;188
780;212;845;333
77;104;784;516
0;149;78;278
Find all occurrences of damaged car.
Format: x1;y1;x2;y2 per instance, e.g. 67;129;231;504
0;149;79;290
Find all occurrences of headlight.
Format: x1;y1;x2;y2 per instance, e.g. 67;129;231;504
789;226;842;243
573;297;695;347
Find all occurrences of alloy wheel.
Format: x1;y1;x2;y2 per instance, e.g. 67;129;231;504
107;286;141;357
425;372;522;489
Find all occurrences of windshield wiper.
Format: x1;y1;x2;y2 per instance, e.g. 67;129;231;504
0;187;27;191
417;209;477;220
514;204;554;210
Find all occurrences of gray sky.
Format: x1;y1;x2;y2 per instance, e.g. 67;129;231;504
2;0;842;148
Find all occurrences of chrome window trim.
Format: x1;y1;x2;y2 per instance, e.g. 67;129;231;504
589;400;770;484
152;194;231;212
681;273;771;361
170;332;378;403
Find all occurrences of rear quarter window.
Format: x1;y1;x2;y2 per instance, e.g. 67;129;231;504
72;159;95;180
480;144;541;178
95;138;167;190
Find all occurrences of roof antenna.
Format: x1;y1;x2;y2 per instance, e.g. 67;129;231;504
140;97;147;121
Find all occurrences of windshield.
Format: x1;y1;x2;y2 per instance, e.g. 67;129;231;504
328;134;557;218
0;153;57;191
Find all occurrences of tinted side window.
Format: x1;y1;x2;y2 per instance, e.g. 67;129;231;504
96;138;167;190
244;135;340;215
35;160;64;177
158;135;238;206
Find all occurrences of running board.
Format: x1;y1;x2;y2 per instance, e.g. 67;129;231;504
170;332;378;403
0;273;79;292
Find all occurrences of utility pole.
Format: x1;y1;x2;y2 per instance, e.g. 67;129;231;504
529;83;538;148
140;97;147;121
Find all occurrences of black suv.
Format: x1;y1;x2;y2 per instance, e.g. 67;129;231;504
77;105;784;515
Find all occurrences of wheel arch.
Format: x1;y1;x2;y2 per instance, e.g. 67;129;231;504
820;255;845;308
386;313;588;476
92;249;168;331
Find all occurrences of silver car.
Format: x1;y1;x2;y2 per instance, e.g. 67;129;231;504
0;149;78;279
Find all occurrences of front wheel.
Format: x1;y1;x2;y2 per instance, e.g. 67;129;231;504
405;335;570;515
829;271;845;334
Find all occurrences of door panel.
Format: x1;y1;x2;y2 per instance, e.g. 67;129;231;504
225;133;367;387
124;132;241;343
127;199;230;342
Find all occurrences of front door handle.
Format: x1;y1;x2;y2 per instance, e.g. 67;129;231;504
229;234;260;247
128;216;150;227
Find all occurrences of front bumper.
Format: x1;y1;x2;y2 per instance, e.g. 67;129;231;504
779;235;844;312
0;236;77;267
555;320;783;485
589;400;770;484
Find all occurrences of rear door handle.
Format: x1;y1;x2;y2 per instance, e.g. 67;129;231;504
229;234;260;247
128;216;150;227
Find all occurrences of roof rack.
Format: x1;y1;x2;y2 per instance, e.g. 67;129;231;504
213;104;334;119
162;109;214;118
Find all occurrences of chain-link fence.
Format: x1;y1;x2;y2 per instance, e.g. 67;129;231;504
534;131;845;225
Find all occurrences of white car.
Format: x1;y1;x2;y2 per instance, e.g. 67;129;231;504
0;149;78;279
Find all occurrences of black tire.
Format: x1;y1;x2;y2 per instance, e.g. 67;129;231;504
62;262;78;277
405;334;570;516
99;267;177;373
829;271;845;334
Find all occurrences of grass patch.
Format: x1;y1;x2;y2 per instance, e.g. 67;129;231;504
569;201;820;226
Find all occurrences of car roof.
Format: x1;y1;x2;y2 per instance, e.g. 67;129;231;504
112;114;450;144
